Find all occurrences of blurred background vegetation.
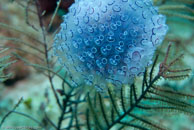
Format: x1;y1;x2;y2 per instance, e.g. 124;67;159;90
0;0;194;129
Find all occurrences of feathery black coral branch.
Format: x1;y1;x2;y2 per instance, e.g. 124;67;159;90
1;0;193;129
0;48;16;82
158;44;191;80
87;44;193;130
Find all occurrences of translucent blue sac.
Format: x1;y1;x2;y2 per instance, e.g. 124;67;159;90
53;0;168;91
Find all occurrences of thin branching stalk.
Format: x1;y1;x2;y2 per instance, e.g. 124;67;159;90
25;0;39;31
35;0;63;110
44;112;58;129
0;22;44;45
0;97;23;127
107;74;161;129
47;0;62;31
11;111;43;127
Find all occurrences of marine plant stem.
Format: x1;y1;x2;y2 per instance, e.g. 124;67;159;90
35;0;63;110
107;75;161;129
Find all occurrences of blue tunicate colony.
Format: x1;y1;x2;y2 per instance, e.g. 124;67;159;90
53;0;168;91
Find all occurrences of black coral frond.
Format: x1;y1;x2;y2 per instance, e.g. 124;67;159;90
0;48;16;82
158;44;191;80
86;44;193;130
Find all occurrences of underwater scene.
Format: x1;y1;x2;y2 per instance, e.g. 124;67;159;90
0;0;194;129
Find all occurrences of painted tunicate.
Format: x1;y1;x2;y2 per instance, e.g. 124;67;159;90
53;0;168;92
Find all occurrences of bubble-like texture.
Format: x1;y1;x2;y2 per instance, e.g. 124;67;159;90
53;0;168;92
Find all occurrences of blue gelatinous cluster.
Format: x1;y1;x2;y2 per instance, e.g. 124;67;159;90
53;0;168;91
